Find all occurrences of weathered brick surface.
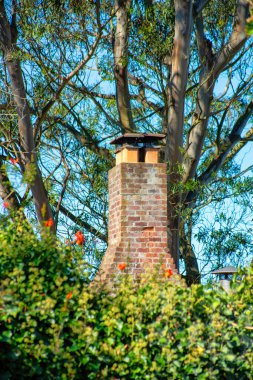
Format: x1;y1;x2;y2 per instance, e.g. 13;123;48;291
95;163;176;281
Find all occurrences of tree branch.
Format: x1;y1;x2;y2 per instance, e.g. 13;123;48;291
128;73;162;97
33;34;103;134
58;204;107;242
54;153;70;230
193;0;211;16
214;0;250;77
224;126;253;163
0;158;25;218
198;98;253;185
183;0;249;183
0;1;54;228
51;117;114;164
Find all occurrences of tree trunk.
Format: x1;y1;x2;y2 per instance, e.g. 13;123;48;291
179;1;249;282
183;0;249;183
165;0;193;269
180;214;200;285
0;162;25;219
114;0;135;132
0;2;55;230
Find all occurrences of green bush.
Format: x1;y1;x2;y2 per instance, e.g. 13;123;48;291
0;217;252;379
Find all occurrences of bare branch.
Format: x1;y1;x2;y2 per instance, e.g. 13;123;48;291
33;35;102;133
58;204;107;242
183;0;250;183
51;117;114;163
54;153;70;229
128;73;162;97
225;126;253;163
214;0;250;77
195;14;212;65
68;82;115;99
193;0;211;16
198;98;253;184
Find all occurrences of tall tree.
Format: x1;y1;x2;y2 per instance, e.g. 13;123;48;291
0;0;252;283
165;0;193;269
0;0;54;227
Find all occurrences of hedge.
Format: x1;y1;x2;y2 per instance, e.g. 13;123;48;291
0;217;252;379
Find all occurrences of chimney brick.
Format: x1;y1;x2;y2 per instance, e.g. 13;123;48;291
95;162;177;282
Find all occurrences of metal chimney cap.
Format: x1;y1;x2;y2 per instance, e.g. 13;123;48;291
211;266;237;275
110;133;166;146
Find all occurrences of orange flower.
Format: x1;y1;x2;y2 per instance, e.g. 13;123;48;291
118;263;127;271
164;268;173;278
44;218;54;227
10;157;19;165
66;291;73;300
3;201;9;209
75;231;85;245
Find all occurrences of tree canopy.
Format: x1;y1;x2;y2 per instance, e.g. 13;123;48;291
0;0;253;283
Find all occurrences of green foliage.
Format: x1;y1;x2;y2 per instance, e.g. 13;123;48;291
246;10;253;36
22;163;38;185
132;0;174;60
0;219;253;379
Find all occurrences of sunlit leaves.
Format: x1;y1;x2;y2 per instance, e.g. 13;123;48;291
0;218;252;378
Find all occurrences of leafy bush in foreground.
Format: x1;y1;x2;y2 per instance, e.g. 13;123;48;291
0;218;252;379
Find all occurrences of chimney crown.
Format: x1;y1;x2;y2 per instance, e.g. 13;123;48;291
110;133;165;165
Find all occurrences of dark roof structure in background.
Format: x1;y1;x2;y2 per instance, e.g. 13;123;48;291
211;266;237;275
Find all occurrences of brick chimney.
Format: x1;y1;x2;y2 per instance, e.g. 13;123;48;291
96;133;176;281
